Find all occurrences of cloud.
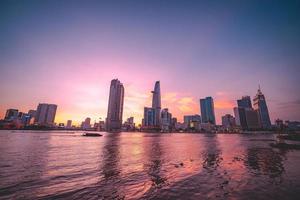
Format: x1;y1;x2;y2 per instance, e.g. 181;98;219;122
161;93;199;121
214;100;235;109
277;100;300;109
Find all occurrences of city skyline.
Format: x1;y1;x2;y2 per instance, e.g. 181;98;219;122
1;1;300;125
0;81;293;126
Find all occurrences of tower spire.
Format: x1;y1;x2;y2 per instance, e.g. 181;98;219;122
258;84;262;94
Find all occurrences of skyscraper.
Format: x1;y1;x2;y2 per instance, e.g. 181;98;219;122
106;79;124;131
161;108;172;132
82;117;91;130
222;114;236;128
234;96;261;130
35;103;57;126
234;107;247;129
237;96;252;109
244;108;261;129
66;120;72;129
143;107;156;127
152;81;161;127
184;114;201;129
253;86;271;129
4;109;19;121
200;97;216;124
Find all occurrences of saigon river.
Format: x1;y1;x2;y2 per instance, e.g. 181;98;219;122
0;130;300;200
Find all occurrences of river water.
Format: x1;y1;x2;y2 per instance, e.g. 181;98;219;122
0;130;300;200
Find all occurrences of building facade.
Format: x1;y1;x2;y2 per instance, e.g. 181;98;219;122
152;81;161;127
82;117;91;129
143;107;157;127
244;108;260;129
35;103;57;126
237;96;252;109
161;108;172;132
200;97;216;124
4;109;19;121
142;81;162;130
234;95;261;130
106;79;124;131
222;114;236;128
253;87;271;129
184;115;201;129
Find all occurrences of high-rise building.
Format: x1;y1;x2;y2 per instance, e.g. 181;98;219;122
4;109;19;121
234;95;261;130
143;81;162;130
222;114;236;128
143;107;156;127
106;79;124;131
184;115;201;128
66;120;72;128
19;113;31;126
82;117;91;129
152;81;161;127
28;110;36;118
171;117;177;131
200;97;216;124
237;96;252;109
234;107;247;129
245;108;260;129
161;108;172;132
35;103;57;126
123;117;135;131
253;86;271;129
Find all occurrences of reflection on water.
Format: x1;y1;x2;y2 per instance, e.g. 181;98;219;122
145;135;166;188
245;147;285;178
99;133;123;199
202;135;222;171
1;131;300;200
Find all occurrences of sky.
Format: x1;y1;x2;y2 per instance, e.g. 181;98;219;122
0;0;300;125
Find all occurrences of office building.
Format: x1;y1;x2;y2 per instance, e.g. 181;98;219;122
253;86;271;129
237;96;252;109
106;79;124;131
28;110;36;119
234;107;247;129
143;107;156;127
35;103;57;126
66;120;72;128
152;81;161;127
82;117;91;129
234;95;261;130
245;108;260;129
123;117;135;131
222;114;236;128
171;117;177;131
200;97;216;124
142;81;162;130
184;115;201;129
161;108;172;132
4;109;19;121
20;113;31;126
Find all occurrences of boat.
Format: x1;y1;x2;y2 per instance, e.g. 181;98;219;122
82;132;103;137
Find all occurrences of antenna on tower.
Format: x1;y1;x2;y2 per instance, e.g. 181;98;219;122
257;84;263;95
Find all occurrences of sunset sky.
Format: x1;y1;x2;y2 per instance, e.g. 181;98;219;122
0;0;299;125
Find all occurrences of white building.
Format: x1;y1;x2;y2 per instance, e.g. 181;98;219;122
34;103;57;126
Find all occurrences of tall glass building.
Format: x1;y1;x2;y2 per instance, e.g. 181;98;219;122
253;87;271;129
237;96;252;108
151;81;161;127
143;107;156;127
106;79;124;131
35;103;57;126
200;97;216;125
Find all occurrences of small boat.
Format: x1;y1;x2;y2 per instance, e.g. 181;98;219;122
82;132;103;137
